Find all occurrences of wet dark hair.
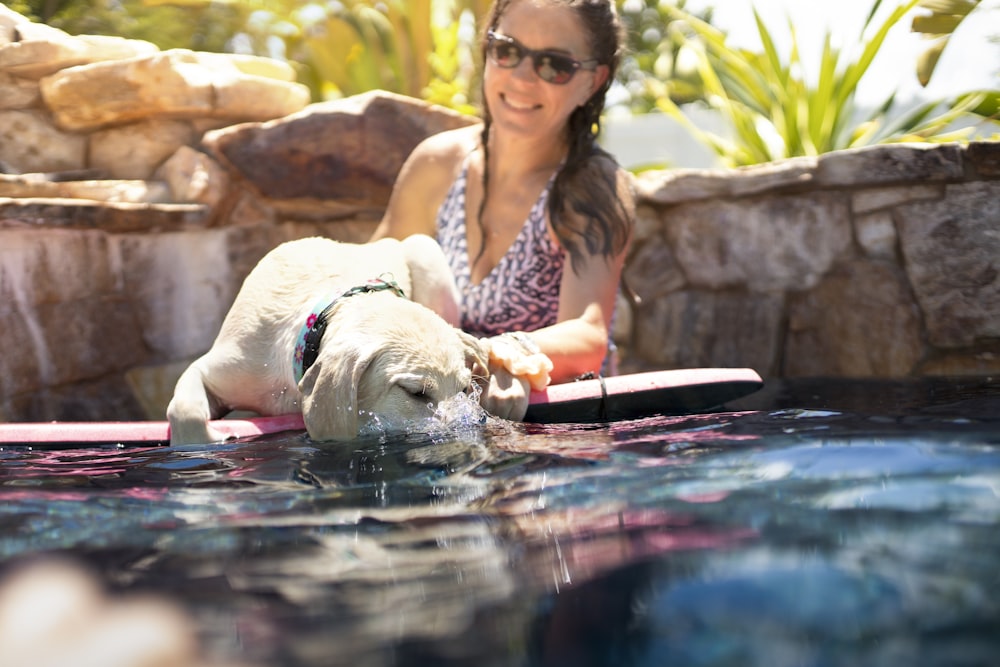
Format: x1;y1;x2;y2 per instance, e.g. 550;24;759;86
478;0;633;274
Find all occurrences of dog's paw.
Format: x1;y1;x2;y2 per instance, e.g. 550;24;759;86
167;419;228;446
478;365;531;421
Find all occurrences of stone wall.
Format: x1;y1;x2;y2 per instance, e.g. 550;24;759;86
0;5;309;181
621;143;1000;378
1;6;998;422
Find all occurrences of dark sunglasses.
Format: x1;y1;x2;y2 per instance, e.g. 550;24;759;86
486;30;598;85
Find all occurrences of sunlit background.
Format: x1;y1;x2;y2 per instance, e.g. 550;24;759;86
7;0;999;168
689;0;998;104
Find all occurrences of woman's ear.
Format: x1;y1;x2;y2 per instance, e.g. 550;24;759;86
589;65;610;100
298;342;374;441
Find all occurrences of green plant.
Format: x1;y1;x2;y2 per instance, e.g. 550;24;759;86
911;0;985;85
422;1;482;114
294;0;486;109
909;0;998;121
656;0;998;167
11;0;250;53
295;1;429;99
616;0;714;112
11;0;489;109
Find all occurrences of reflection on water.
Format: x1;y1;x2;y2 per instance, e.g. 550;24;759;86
1;378;999;666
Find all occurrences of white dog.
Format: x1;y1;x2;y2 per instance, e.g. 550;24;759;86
167;235;492;445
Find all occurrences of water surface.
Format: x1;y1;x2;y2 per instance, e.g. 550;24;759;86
2;377;998;666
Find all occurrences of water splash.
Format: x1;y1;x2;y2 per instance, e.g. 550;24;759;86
357;389;493;443
432;389;490;430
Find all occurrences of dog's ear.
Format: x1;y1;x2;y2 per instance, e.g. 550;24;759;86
298;341;374;441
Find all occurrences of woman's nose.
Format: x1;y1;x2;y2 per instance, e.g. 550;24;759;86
511;55;539;83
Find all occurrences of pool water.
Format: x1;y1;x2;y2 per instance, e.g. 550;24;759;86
1;377;999;666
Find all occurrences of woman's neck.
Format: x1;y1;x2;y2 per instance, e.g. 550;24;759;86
484;125;568;180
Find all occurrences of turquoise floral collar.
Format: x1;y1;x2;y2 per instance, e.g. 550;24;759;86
292;276;406;383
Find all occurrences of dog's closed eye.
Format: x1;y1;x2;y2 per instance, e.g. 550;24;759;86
394;374;433;401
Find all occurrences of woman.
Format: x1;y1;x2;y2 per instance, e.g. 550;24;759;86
371;0;635;418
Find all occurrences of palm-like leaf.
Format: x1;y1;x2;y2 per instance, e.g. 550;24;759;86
911;0;981;86
659;0;996;167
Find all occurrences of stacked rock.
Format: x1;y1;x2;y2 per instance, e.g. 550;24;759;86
0;5;309;200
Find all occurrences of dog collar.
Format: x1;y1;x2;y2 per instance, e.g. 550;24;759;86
293;276;406;383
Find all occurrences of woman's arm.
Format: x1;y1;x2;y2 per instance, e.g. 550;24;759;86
531;251;625;382
502;162;635;384
481;209;630;416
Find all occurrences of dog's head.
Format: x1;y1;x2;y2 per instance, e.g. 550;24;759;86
298;296;489;441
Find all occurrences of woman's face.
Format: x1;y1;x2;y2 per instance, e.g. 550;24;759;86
484;0;608;143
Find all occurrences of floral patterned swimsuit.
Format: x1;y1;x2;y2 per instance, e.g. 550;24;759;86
436;157;565;339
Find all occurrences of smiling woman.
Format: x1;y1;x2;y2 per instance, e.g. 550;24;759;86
370;0;636;422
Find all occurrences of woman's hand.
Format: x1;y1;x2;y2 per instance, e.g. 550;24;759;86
487;333;553;391
478;333;554;421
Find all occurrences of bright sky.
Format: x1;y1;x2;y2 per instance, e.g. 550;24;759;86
684;0;1000;106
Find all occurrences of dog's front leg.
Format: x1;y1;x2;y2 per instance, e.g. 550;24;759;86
166;359;230;445
402;234;462;327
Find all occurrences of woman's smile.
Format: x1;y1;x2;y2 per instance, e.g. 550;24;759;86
499;92;542;113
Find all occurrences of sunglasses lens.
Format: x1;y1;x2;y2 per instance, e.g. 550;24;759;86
536;55;576;84
489;39;523;68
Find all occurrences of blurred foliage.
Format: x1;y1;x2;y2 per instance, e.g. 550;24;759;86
616;0;714;112
11;0;493;107
910;0;988;86
655;0;999;167
8;0;716;112
7;0;250;52
9;0;997;167
291;0;487;110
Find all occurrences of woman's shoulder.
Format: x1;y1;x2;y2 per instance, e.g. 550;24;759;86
395;124;482;197
571;148;636;207
409;123;483;168
585;147;631;182
553;147;635;262
377;123;483;240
